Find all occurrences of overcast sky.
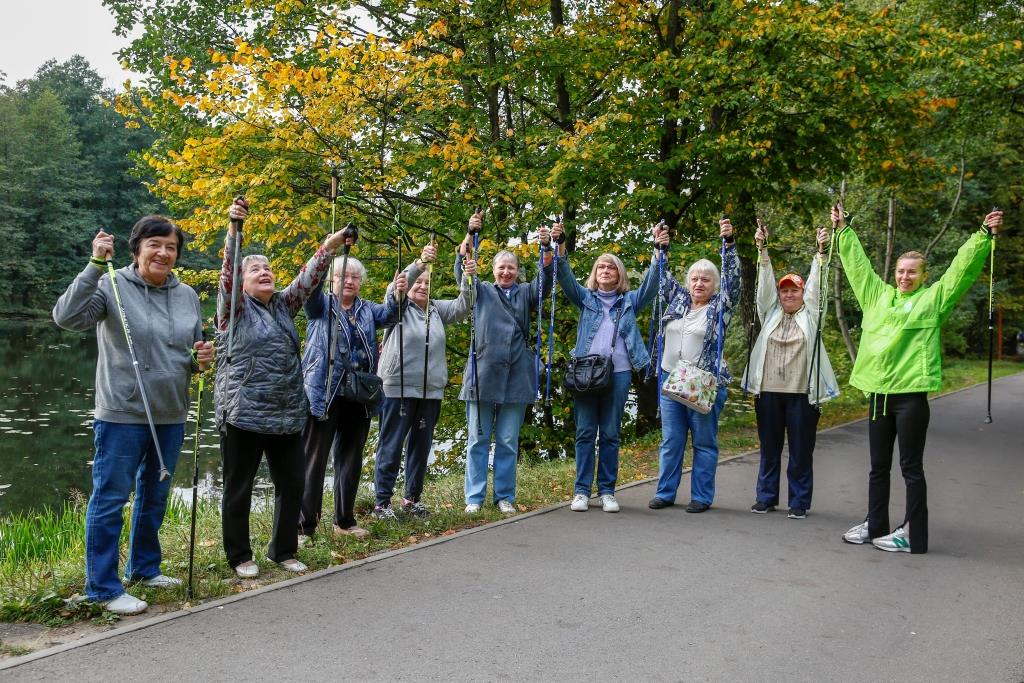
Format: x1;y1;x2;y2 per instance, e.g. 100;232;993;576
0;0;139;88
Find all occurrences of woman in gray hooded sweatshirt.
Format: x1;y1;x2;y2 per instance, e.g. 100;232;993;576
371;242;477;520
54;216;213;616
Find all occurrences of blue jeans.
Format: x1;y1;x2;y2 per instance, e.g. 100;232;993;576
573;371;632;496
655;377;727;505
86;420;184;601
464;402;527;505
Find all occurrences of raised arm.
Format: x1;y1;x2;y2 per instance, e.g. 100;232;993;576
53;230;113;330
281;229;348;316
555;256;588;309
933;221;997;321
436;257;477;325
833;205;886;309
802;227;830;316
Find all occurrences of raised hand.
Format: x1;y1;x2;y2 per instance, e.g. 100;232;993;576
93;230;114;261
754;220;768;249
984;209;1003;235
831;203;846;230
420;244;437;264
719;217;734;241
228;198;249;236
816;227;829;254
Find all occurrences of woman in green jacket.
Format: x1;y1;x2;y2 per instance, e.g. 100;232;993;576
836;205;1002;554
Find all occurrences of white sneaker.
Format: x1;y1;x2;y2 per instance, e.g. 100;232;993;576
465;503;481;514
842;521;870;545
279;559;307;572
140;574;182;588
600;494;620;513
497;499;516;514
570;494;590;511
872;526;911;553
101;593;148;616
235;560;259;579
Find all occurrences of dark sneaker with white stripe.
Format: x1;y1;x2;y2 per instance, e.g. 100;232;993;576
787;508;807;519
750;502;775;514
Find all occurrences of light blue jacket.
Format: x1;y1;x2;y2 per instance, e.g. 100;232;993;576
556;257;659;371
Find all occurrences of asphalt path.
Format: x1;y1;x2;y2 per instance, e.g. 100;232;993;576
4;375;1023;682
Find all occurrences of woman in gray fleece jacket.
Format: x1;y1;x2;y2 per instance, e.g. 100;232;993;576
371;243;477;520
53;216;213;616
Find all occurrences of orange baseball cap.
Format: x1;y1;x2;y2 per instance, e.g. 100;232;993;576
778;273;804;289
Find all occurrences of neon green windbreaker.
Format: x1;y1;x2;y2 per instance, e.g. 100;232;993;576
837;226;991;395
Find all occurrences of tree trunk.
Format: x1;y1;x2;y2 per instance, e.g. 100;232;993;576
883;192;896;283
833;263;858;362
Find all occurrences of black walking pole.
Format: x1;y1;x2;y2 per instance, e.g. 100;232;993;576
225;197;247;369
186;336;206;601
985;207;998;424
321;169;339;419
397;230;407;418
545;217;562;405
743;219;766;397
808;208;842;403
325;222;359;418
468;208;483;435
420;230;435;428
535;233;546;402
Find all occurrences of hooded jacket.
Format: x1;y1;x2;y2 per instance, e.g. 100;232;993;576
53;263;202;425
378;260;473;400
837;225;991;396
740;249;840;404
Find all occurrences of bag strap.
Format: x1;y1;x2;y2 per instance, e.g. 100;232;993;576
495;285;534;348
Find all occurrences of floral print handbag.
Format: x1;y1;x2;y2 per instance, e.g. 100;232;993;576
661;359;716;414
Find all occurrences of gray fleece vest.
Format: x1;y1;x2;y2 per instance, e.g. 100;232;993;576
215;293;308;435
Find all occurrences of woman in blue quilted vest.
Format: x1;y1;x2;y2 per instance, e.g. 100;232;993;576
216;199;352;579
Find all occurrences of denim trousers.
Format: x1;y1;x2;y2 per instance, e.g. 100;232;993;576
85;420;184;601
374;397;442;506
464;401;527;505
655;377;728;505
754;391;819;510
867;392;930;554
573;371;632;496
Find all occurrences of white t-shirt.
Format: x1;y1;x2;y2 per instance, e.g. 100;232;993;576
662;307;708;372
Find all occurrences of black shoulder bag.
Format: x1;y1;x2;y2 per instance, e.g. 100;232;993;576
564;303;622;395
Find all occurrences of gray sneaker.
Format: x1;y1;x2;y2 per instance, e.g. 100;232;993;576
570;494;590;511
371;506;400;523
843;521;870;545
401;499;431;518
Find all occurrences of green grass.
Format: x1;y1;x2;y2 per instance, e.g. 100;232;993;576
1;359;1019;630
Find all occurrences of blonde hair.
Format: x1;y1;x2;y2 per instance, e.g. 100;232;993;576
585;254;630;294
896;251;927;272
686;258;720;294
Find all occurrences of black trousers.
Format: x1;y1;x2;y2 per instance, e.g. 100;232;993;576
754;391;820;510
220;424;304;568
373;397;442;507
298;398;371;533
867;392;929;554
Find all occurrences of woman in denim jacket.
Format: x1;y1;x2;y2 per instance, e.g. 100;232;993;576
649;218;741;513
551;223;660;513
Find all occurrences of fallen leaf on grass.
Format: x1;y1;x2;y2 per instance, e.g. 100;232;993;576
199;539;217;547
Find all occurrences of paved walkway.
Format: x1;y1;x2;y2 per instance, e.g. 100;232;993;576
4;375;1023;682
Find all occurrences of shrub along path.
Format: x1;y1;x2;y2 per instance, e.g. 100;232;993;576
2;374;1023;681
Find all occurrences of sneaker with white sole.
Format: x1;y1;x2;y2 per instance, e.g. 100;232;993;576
600;494;620;513
872;526;911;553
101;593;148;616
570;494;589;511
279;559;307;572
842;521;870;545
401;499;431;518
497;499;516;514
787;508;807;519
235;560;259;579
139;574;182;588
465;503;481;514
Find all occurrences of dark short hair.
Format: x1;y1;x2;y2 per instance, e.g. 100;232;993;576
128;216;185;256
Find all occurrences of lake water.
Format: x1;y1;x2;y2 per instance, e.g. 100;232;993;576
0;319;230;516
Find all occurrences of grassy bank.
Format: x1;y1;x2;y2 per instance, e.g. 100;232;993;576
1;359;1019;636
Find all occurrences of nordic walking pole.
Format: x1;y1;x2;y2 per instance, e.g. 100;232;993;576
104;244;171;481
545;217;562;404
985;207;999;424
325;222;359;419
809;204;844;402
322;168;339;420
420;230;435;428
186;336;206;601
225;197;247;369
467;208;483;435
744;219;766;397
535;233;546;401
397;228;406;418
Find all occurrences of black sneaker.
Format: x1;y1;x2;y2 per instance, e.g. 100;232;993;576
648;497;673;510
371;505;400;523
788;508;807;519
751;502;776;514
685;501;711;513
401;499;430;519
